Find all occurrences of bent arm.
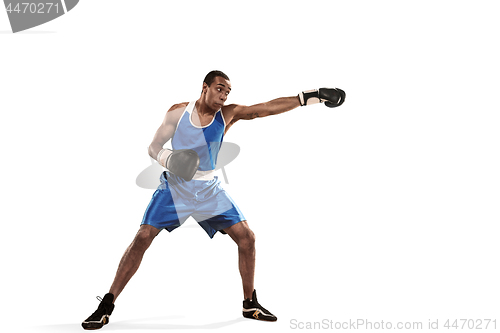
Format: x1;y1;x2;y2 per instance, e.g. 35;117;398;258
147;103;186;161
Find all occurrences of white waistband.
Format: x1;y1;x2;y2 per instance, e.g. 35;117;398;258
191;169;217;181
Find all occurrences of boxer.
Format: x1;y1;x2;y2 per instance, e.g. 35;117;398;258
82;70;346;329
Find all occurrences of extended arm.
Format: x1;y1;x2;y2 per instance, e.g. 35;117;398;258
225;88;345;128
232;96;301;121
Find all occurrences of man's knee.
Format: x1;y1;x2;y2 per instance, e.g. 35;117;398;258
132;225;159;250
225;221;255;249
239;224;256;250
246;229;256;246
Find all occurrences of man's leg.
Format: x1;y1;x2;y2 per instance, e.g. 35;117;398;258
224;221;255;299
109;224;160;301
223;221;277;321
82;224;160;330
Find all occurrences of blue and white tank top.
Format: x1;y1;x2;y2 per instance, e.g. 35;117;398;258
171;101;225;171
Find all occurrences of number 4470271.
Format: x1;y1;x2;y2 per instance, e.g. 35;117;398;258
5;3;60;14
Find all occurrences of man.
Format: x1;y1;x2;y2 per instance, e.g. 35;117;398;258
82;70;345;330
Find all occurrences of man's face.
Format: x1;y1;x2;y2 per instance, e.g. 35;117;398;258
203;76;231;109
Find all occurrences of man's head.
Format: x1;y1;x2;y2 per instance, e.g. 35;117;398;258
201;70;231;110
203;70;230;87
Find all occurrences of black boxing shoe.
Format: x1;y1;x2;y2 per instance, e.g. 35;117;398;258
82;293;115;330
242;290;277;322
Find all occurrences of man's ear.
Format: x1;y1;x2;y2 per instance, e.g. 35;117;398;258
201;82;209;94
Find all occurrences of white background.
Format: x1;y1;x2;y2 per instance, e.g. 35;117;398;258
1;1;499;332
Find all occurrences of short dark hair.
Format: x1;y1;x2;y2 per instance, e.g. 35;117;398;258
203;70;230;86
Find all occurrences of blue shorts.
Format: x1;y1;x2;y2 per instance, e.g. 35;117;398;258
141;171;245;238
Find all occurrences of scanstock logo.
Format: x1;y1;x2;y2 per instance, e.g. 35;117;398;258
3;0;78;33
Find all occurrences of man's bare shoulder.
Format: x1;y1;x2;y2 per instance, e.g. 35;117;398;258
162;102;188;126
221;103;247;127
168;102;189;112
221;103;245;114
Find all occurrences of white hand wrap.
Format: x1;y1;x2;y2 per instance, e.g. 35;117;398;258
156;148;173;168
298;89;321;106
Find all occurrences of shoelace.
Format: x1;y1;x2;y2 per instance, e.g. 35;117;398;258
87;296;107;320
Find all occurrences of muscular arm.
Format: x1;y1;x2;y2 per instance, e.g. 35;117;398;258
147;103;187;160
224;96;301;130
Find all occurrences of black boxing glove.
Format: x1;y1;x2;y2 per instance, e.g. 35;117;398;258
157;148;200;181
298;88;346;108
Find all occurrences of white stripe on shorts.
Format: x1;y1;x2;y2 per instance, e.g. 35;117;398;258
191;169;218;181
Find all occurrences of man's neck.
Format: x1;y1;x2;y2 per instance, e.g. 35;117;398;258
195;99;217;116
